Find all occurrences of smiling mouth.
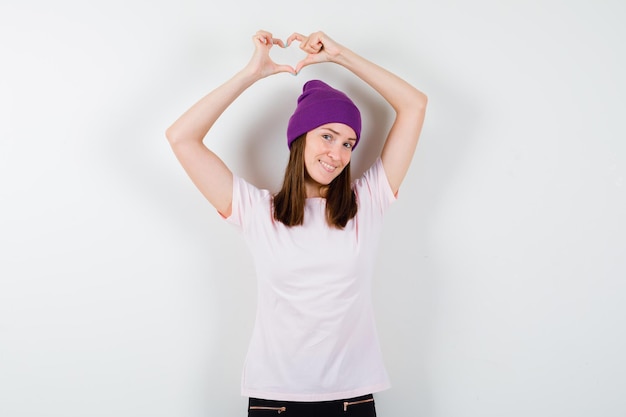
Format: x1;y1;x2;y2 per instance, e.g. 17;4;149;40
319;160;337;172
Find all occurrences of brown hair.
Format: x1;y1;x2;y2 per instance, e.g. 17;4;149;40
273;134;358;229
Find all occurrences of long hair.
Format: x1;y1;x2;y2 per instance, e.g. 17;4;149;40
272;134;358;229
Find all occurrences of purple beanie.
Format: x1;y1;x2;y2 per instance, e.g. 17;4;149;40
287;80;361;149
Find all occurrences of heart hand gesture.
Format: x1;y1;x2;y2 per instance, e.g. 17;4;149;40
287;31;344;74
245;30;344;78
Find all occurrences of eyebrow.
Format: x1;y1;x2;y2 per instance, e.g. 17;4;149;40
322;128;357;142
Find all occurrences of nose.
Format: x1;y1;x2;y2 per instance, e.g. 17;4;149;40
326;142;343;160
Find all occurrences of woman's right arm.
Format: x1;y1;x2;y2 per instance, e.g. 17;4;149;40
165;30;294;217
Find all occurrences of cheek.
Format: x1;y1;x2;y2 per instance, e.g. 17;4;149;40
343;150;352;164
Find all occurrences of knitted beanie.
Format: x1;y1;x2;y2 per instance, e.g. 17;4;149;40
287;80;361;149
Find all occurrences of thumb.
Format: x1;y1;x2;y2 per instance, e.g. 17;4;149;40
276;64;297;75
295;55;317;73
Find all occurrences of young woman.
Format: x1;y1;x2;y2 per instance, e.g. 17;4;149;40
166;30;427;417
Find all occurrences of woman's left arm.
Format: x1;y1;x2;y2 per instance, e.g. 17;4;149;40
288;31;428;194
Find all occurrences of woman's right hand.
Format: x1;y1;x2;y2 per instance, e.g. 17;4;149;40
245;30;296;78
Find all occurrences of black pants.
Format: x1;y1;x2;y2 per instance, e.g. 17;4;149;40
248;394;376;416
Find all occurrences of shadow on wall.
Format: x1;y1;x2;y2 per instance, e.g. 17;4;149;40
235;67;395;192
373;63;482;411
236;82;293;193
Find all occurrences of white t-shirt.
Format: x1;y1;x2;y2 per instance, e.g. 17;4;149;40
226;158;396;402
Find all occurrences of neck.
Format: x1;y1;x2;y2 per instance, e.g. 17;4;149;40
305;180;327;198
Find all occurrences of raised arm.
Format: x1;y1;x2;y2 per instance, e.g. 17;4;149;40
288;32;427;195
166;31;295;217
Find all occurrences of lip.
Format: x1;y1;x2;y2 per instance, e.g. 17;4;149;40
319;159;337;172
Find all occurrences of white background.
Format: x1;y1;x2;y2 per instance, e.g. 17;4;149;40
1;1;625;416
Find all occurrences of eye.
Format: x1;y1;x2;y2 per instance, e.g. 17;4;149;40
322;134;332;141
343;142;353;149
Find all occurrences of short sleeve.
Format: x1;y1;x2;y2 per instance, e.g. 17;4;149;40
353;158;396;215
224;175;271;229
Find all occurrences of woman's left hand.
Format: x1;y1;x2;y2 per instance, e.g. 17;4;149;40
286;31;345;73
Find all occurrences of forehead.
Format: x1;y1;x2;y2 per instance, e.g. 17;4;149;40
314;123;357;139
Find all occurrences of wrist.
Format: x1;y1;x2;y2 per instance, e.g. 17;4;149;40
329;45;353;66
236;65;265;84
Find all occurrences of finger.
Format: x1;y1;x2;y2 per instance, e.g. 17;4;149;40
301;43;321;54
295;55;316;73
311;41;324;52
253;34;268;45
254;30;273;45
301;34;324;53
276;64;296;75
286;32;305;47
294;60;304;74
272;38;285;48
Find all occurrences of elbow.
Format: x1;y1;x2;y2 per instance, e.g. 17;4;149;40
414;89;428;111
411;91;428;121
165;125;182;146
396;88;427;115
166;123;204;147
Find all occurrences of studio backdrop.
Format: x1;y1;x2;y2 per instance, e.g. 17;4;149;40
1;1;624;416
